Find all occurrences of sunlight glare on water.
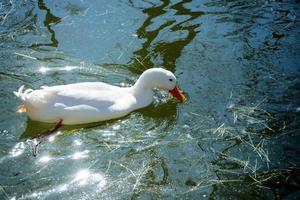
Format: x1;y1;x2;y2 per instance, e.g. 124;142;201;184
9;142;25;157
73;139;82;146
48;131;62;142
38;155;51;163
39;66;80;74
71;150;89;160
73;169;107;189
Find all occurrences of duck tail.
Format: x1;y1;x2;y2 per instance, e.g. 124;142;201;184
13;85;33;102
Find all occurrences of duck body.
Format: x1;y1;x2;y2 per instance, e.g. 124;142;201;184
14;68;185;125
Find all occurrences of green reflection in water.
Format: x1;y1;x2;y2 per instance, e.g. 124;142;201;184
20;118;119;139
130;0;203;73
31;0;61;49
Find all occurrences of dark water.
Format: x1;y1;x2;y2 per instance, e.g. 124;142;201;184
0;0;300;199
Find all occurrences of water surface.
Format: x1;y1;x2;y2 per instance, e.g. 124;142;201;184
0;0;299;199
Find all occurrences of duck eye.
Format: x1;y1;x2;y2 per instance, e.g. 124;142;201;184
169;78;173;82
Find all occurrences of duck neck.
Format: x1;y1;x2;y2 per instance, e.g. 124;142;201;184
129;77;154;109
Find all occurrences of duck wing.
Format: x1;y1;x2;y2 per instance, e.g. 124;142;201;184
14;82;123;110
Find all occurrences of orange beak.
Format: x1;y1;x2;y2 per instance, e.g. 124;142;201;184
169;85;186;102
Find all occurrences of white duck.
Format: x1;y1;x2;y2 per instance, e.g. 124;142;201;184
14;68;185;126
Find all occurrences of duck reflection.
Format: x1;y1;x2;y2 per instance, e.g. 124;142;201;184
20;118;108;139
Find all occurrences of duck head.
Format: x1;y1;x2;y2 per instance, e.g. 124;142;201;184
134;68;186;102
